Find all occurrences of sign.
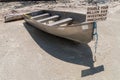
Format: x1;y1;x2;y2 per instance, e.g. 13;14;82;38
86;5;108;22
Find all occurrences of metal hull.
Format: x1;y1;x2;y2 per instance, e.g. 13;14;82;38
24;10;94;43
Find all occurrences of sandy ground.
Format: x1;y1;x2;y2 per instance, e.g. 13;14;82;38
0;2;120;80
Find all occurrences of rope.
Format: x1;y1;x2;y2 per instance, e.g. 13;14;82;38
93;22;98;62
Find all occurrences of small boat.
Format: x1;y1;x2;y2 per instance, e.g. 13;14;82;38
24;10;94;44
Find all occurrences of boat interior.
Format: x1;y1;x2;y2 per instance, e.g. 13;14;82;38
26;10;86;27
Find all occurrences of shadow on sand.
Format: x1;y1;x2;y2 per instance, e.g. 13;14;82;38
23;22;104;77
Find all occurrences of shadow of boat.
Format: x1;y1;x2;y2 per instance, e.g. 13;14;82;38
23;22;104;77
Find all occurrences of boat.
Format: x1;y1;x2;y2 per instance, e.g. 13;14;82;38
23;10;94;44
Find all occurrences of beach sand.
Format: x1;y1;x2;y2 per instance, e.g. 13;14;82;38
0;1;120;80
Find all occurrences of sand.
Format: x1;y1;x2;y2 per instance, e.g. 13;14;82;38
0;1;120;80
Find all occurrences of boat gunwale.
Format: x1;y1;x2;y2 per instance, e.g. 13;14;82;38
24;14;93;29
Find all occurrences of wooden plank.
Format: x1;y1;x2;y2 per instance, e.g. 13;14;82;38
37;15;59;22
31;13;50;19
48;18;72;26
4;13;24;22
4;9;40;22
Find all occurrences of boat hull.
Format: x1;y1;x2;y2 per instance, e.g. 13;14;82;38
24;10;94;43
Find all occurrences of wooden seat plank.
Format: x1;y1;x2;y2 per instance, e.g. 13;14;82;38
31;13;50;19
37;15;59;22
48;18;72;26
